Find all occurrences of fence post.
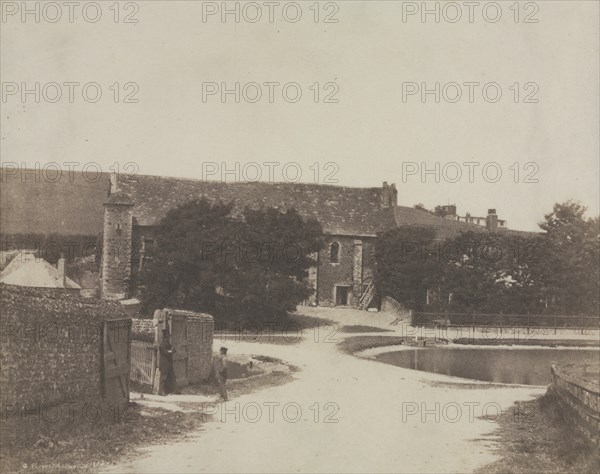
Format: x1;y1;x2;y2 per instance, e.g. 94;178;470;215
150;347;157;387
554;315;557;335
581;316;584;334
499;313;503;336
526;313;529;334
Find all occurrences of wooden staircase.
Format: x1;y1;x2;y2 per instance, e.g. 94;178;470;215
358;281;375;310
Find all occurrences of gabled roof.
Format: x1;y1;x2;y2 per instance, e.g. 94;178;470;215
117;175;398;237
0;253;81;289
0;250;37;279
0;250;20;271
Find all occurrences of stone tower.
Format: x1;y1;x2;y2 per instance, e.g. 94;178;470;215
101;177;134;300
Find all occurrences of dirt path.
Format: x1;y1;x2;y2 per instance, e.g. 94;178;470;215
101;311;548;473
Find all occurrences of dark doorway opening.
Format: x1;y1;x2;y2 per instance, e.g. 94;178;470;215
335;286;351;306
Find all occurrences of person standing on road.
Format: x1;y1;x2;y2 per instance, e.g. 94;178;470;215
158;328;177;395
213;346;228;401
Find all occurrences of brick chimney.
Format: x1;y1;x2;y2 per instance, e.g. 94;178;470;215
439;204;457;218
108;171;119;197
486;209;498;232
57;256;66;288
381;182;398;208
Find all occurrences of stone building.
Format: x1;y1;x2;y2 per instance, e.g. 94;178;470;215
100;173;515;308
100;174;399;308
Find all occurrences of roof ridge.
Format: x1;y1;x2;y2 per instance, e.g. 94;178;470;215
119;173;383;192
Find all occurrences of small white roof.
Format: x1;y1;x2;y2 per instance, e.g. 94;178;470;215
0;258;81;289
120;298;140;306
0;250;37;279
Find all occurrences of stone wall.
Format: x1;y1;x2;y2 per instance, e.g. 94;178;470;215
186;312;214;382
131;318;155;342
361;237;377;281
0;284;130;408
316;236;376;307
130;224;159;293
381;296;413;323
101;195;134;300
549;364;600;446
154;309;214;384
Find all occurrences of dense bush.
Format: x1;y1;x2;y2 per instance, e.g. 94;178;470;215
138;199;323;326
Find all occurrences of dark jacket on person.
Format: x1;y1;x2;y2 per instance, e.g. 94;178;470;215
159;337;175;368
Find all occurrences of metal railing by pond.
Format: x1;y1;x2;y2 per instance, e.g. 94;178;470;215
412;312;600;334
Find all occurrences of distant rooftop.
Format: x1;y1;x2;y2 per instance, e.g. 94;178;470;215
0;251;81;289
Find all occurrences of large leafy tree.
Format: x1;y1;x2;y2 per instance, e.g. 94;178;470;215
375;201;599;318
532;201;600;315
437;231;541;314
375;226;443;311
139;199;323;323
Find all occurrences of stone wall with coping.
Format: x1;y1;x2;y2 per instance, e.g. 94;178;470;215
155;309;214;384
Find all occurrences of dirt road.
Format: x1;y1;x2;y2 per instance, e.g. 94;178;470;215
102;309;546;473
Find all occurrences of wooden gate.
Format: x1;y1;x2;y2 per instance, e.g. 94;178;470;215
101;319;131;403
168;313;189;387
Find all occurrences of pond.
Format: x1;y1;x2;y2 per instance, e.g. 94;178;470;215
375;346;600;385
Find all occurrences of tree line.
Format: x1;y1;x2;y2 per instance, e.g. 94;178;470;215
375;202;599;316
0;233;98;263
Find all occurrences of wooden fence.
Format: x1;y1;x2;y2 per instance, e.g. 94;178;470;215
413;312;600;333
549;364;600;445
130;340;155;386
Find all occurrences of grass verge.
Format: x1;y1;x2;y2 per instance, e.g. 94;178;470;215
477;393;600;473
338;335;406;354
339;325;393;333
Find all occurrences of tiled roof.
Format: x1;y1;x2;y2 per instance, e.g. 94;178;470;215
0;169;109;235
117;175;398;237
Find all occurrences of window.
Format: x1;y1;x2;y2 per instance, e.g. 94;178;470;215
330;242;340;263
144;238;155;257
139;238;156;270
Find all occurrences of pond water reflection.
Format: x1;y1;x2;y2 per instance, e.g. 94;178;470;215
375;347;600;385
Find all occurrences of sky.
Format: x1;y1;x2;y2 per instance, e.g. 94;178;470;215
1;0;599;231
